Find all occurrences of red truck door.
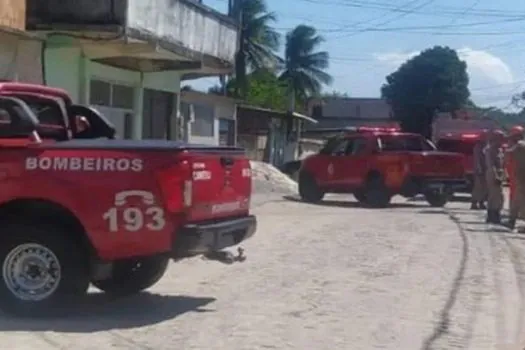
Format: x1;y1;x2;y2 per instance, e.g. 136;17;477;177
334;136;370;188
310;138;348;187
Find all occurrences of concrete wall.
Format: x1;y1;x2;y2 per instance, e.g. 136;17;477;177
27;0;237;66
127;0;237;64
0;0;26;30
180;91;236;146
0;31;42;83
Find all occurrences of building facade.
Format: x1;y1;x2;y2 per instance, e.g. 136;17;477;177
0;0;43;83
26;0;238;140
180;90;237;146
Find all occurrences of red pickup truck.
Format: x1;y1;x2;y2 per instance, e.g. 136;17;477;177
0;83;256;316
299;127;466;207
434;132;483;193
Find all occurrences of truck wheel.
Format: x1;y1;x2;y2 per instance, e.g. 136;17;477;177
424;190;449;207
0;223;89;317
364;177;391;208
93;255;169;297
298;172;324;203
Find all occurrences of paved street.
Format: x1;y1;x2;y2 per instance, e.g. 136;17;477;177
2;195;525;349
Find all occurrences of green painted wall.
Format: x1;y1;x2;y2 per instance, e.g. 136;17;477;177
42;40;182;139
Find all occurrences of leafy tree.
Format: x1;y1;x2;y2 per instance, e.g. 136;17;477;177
231;0;280;98
280;25;333;111
244;69;289;110
381;46;470;138
209;69;292;111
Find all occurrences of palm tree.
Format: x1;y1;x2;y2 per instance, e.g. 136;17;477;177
231;0;280;98
280;25;333;111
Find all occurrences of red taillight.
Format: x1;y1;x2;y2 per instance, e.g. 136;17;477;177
156;160;191;213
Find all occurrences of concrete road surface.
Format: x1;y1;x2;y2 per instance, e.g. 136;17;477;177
2;195;525;350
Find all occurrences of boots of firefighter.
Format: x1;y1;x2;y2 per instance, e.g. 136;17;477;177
504;217;517;230
470;202;479;210
486;210;500;223
486;210;494;223
493;211;502;224
479;202;486;210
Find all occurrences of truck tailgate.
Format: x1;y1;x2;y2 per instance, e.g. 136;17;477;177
186;152;252;221
409;151;465;177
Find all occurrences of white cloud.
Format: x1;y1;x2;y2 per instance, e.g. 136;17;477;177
373;47;514;85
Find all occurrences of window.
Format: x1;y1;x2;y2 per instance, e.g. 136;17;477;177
320;137;344;154
436;139;475;154
191;103;214;137
379;135;432;152
112;84;134;109
333;139;351;155
355;105;361;118
90;79;134;110
0;108;11;123
349;137;367;155
89;80;111;106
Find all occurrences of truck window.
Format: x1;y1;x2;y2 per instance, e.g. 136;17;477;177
347;137;367;155
380;135;430;152
320;137;344;154
436;139;476;154
332;139;351;155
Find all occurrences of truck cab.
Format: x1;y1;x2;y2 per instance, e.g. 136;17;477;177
0;82;256;316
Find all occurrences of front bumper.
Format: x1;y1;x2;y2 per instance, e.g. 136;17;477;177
173;215;257;258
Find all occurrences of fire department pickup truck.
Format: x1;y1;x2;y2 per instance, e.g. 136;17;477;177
298;127;466;207
0;83;256;316
434;132;484;193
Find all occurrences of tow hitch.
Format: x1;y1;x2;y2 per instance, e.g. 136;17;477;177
203;247;246;264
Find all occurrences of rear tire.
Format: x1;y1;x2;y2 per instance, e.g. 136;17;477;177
424;190;449;207
298;171;324;203
0;223;89;317
364;176;391;208
93;255;169;297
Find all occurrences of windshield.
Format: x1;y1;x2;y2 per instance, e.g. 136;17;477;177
17;96;66;127
379;135;435;152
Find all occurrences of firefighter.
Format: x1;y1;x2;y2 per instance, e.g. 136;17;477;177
504;125;525;229
471;131;488;210
485;129;506;224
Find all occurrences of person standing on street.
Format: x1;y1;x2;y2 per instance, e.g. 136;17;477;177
471;131;488;210
504;125;525;229
485;129;506;224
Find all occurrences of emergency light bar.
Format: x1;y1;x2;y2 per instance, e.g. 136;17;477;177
356;126;401;132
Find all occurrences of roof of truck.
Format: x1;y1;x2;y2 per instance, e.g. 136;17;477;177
0;82;71;104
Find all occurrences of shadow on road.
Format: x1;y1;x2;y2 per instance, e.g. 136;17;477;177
282;195;420;208
0;292;216;332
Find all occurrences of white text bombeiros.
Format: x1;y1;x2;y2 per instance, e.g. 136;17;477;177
25;157;143;172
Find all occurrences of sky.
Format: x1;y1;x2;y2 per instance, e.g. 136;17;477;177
192;0;525;111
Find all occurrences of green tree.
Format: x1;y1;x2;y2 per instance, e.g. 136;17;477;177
209;69;291;111
244;69;289;110
231;0;280;98
381;46;470;138
280;25;333;111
